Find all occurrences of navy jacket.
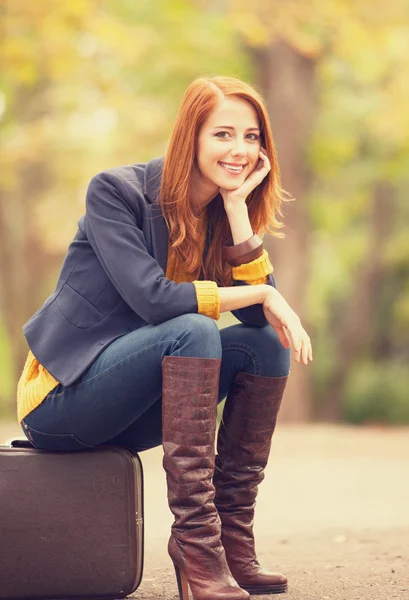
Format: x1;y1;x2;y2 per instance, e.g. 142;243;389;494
24;157;275;386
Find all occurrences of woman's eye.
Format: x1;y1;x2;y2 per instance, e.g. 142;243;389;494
214;131;259;140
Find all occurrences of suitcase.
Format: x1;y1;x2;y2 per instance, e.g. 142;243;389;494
0;438;144;600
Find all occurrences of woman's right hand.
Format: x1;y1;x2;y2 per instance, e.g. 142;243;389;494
262;289;313;366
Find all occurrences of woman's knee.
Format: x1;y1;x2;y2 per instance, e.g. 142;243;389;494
223;323;290;377
174;314;222;359
248;326;290;376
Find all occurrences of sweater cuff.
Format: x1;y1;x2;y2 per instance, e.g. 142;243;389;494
232;249;273;285
193;280;220;320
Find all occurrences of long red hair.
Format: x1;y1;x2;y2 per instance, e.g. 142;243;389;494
159;75;287;286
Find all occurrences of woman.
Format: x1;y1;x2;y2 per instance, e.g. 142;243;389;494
17;76;312;600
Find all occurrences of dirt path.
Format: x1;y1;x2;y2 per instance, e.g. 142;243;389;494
2;422;408;599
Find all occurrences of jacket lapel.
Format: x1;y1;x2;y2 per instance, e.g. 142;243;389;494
148;202;169;272
143;157;169;272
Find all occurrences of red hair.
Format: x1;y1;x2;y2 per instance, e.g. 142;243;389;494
159;75;288;286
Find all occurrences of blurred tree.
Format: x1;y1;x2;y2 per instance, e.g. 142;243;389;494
1;0;408;424
249;41;317;422
325;181;397;419
0;0;248;411
307;8;409;421
0;1;98;406
218;0;409;421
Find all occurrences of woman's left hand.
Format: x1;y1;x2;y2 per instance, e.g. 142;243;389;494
220;149;271;211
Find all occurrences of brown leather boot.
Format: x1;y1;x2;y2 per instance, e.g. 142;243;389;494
162;356;250;600
213;371;289;595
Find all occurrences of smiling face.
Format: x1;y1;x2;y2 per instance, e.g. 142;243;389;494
194;96;262;198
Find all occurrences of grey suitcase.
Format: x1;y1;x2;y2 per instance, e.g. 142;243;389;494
0;438;144;600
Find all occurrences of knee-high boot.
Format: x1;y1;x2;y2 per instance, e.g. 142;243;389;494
213;371;288;595
162;356;249;600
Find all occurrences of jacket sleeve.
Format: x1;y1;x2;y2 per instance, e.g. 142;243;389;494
85;170;198;325
231;273;277;327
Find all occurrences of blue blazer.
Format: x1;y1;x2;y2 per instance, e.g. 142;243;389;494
24;157;275;386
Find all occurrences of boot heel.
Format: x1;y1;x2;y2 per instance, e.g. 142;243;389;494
173;563;190;600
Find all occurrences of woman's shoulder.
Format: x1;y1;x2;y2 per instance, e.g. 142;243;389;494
89;156;164;205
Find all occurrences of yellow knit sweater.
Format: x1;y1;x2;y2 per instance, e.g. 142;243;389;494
16;241;273;423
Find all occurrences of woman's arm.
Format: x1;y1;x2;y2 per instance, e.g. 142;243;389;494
85;171;200;325
224;203;253;245
220;150;276;326
220;282;312;365
223;187;274;326
219;283;270;312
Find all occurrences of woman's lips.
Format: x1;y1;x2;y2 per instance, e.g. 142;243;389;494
218;161;247;175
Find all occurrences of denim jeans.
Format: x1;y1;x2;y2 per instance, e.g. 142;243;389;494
21;314;290;452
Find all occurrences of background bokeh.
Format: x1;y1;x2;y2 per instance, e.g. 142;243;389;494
1;0;408;423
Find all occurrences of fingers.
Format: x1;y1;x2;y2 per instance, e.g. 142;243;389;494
259;149;271;172
275;326;291;349
300;335;312;365
262;292;312;366
224;149;271;203
286;322;313;366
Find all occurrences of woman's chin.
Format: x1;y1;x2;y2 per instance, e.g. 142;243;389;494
218;177;245;191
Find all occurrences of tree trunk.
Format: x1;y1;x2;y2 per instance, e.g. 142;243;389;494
0;152;60;410
322;181;397;421
249;40;318;421
0;77;63;409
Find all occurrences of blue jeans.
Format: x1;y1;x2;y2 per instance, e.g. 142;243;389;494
21;315;290;452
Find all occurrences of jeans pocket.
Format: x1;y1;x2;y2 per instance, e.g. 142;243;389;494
21;421;94;452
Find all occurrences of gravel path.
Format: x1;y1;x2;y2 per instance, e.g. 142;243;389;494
2;422;408;599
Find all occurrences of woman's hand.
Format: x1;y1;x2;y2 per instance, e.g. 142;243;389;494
220;149;271;211
263;289;313;366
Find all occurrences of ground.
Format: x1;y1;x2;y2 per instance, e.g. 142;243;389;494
2;422;408;600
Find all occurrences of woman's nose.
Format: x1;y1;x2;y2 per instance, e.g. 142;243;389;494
231;137;246;156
